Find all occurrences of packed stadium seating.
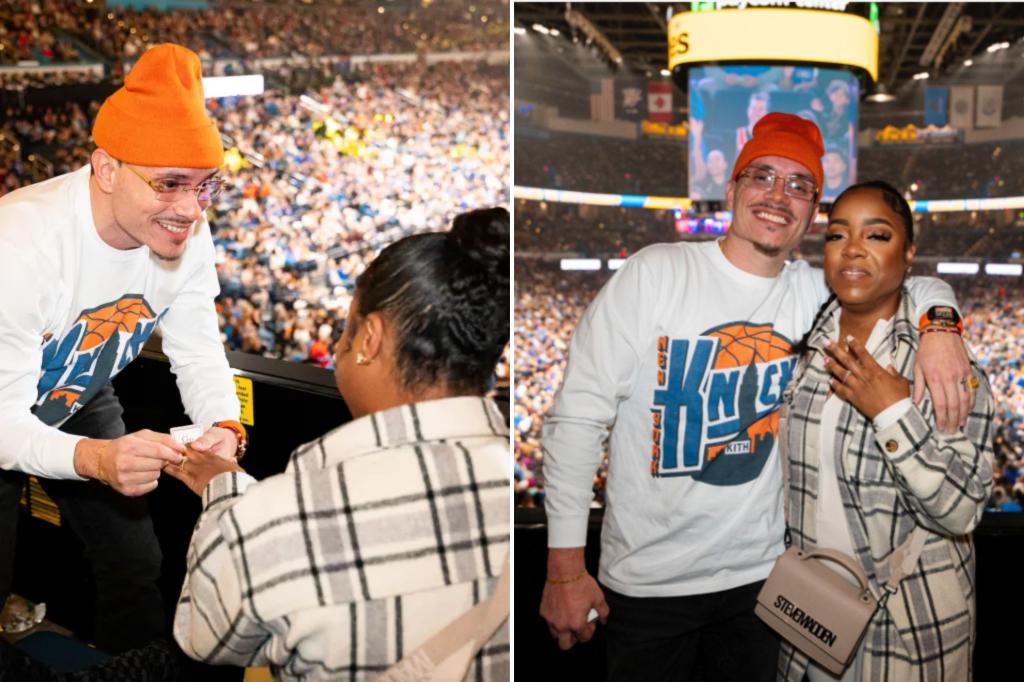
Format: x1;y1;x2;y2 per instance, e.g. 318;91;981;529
515;133;687;196
1;1;509;369
515;257;1024;511
514;129;1024;204
1;0;507;68
514;199;679;255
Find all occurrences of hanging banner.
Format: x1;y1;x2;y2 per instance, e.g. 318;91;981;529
616;78;646;121
924;86;948;127
948;85;973;130
975;85;1003;128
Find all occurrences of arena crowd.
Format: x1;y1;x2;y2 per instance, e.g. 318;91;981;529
1;1;509;372
515;257;1024;512
0;0;507;67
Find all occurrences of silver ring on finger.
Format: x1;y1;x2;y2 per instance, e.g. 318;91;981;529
842;369;852;384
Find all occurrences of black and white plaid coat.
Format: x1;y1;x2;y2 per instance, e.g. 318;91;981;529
174;397;510;681
778;292;993;681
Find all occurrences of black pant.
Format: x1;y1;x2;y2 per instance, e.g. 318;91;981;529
603;580;779;682
0;384;164;653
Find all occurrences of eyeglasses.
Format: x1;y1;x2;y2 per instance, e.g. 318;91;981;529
737;167;817;201
123;165;225;202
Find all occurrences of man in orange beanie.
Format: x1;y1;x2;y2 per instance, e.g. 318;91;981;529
540;111;974;680
0;43;245;653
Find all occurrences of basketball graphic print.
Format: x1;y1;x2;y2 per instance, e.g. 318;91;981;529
35;296;161;425
79;297;157;351
707;323;794;368
650;322;796;484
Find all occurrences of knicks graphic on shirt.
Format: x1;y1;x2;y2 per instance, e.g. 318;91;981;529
34;295;163;425
649;322;796;484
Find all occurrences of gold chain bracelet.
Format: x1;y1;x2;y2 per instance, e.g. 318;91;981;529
95;442;110;486
546;569;588;585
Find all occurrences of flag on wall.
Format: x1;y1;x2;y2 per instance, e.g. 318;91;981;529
590;78;615;122
948;85;973;129
647;81;673;123
975;85;1003;128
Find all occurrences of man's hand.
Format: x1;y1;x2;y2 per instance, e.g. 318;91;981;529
913;331;974;433
73;431;186;497
539;548;610;651
163;446;244;496
188;426;238;459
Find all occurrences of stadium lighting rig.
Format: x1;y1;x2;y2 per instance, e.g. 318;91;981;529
865;82;895;103
564;6;624;66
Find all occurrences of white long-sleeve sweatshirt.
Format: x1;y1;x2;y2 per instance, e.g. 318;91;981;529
0;165;240;479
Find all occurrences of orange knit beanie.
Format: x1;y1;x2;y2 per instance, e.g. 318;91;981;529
92;43;223;168
731;112;824;193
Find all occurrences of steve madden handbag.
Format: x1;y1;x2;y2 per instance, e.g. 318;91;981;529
756;403;928;676
755;547;874;676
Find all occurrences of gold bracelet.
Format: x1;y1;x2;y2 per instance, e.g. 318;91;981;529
546;569;588;585
95;443;110;486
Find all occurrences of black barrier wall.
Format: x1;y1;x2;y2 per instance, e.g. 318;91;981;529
516;508;1024;681
12;341;509;677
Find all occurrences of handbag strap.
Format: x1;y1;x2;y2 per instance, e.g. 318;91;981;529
421;551;510;664
882;526;928;594
777;402;929;597
376;551;510;681
777;401;792;532
800;547;873;595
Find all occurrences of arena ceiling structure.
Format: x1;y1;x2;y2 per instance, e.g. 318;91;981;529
515;2;1024;122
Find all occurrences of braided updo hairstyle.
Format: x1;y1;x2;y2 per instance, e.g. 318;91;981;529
351;207;510;395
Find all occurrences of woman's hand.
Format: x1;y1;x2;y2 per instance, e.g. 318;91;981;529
824;337;910;420
163;446;244;496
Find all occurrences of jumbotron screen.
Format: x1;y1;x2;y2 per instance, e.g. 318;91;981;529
687;65;859;204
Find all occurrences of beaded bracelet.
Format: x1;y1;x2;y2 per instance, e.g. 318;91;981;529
212;419;248;460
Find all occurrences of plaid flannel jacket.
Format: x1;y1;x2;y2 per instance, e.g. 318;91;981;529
778;292;993;682
174;397;510;681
